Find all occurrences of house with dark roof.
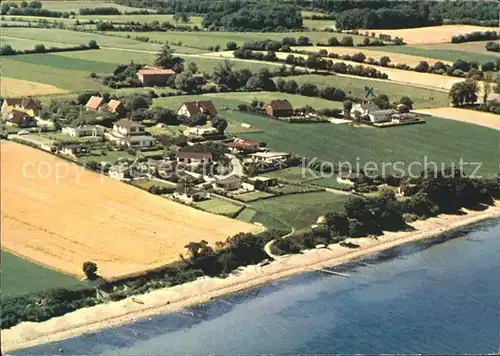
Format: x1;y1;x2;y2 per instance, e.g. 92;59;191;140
136;67;176;86
4;109;37;128
1;96;40;117
177;100;217;118
85;96;104;111
176;150;213;166
213;176;242;191
265;99;293;117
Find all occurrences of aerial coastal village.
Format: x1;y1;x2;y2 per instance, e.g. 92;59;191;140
1;0;499;353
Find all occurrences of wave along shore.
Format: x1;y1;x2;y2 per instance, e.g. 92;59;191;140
3;203;500;352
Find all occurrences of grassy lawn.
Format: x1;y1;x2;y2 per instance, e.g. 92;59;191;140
101;31;381;51
236;208;291;230
226;121;263;134
195;197;242;216
362;45;498;64
153;92;343;112
310;176;352;190
40;132;102;143
282;75;450;109
78;149;133;164
79;14;203;27
234;191;275;202
303;18;336;30
262;166;320;182
248;191;350;231
414;41;496;56
0;36;71;50
1;250;85;300
129;178;175;190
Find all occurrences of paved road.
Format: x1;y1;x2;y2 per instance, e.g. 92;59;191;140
263;227;295;261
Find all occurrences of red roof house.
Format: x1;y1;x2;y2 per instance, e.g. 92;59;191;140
136;67;176;86
265;99;293;117
85;96;103;111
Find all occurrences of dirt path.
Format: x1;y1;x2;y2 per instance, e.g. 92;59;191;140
414;107;500;131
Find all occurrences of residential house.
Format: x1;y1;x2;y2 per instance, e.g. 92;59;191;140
174;188;210;204
85;96;104;111
4;109;37;128
391;113;418;124
248;176;278;190
107;119;156;148
265;99;293;117
62;125;105;137
136;67;176;86
225;139;262;154
350;103;397;123
248;151;291;165
60;145;87;158
214;176;241;191
176;150;213;166
107;99;127;116
336;171;363;185
1;97;40;117
183;126;219;137
177;100;217;118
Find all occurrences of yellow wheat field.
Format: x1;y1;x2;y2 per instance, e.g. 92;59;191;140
1;77;67;97
414;107;500;131
0;143;257;279
366;25;499;45
299;46;453;66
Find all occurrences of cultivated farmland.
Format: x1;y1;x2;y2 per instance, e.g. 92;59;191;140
281;75;450;109
366;25;499;45
9;1;148;13
1;250;84;300
413;107;500;131
1;143;257;279
1;77;67;97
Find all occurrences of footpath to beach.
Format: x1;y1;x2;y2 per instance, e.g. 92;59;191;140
2;203;500;352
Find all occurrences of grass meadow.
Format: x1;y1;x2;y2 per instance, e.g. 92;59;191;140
1;250;85;300
9;1;147;12
195;198;242;216
282;75;450;109
362;45;498;64
248;191;350;231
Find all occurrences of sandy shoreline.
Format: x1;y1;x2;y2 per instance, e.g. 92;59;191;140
3;203;500;352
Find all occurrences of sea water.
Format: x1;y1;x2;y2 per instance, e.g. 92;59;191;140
12;219;500;355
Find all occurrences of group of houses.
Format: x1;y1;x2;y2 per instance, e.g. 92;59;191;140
1;97;40;128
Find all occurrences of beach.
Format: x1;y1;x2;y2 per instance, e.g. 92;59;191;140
3;203;500;353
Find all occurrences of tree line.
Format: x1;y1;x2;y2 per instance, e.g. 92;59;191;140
0;40;99;56
451;31;499;44
485;41;499;53
1;1;71;18
79;7;121;15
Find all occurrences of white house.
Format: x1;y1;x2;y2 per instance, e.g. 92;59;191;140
173;188;210;204
183;126;219;137
62;125;105;138
247;151;291;165
177;100;217;118
350;103;397;123
60;145;87;158
124;135;156;148
113;119;146;136
213;176;241;191
177;151;213;166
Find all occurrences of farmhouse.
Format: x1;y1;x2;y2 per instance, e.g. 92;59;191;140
136;67;176;86
177;100;217;118
183;126;219;137
177;150;213;166
214;176;242;191
248;151;291;165
174;188;210;204
107;99;126;116
1;96;40;117
350;103;397;123
225;138;262;154
85;96;104;111
62;125;105;137
4;109;37;128
266;99;293;117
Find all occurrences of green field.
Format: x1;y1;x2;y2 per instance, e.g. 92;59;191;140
310;176;352;190
79;14;203;27
236;208;291;230
153;92;343;111
235;191;275;202
9;1;148;12
129;178;175;190
248;191;350;230
195;197;242;216
283;75;450;109
262;166;319;182
414;41;496;56
101;30;381;51
303;18;336;30
0;36;71;50
1;250;84;299
362;45;498;64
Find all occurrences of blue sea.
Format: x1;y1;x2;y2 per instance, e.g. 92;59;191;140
12;219;500;355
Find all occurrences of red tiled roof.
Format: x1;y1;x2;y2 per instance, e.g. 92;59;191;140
86;96;103;110
107;99;122;113
137;68;176;76
177;151;213;159
181;100;217;117
267;99;293;111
